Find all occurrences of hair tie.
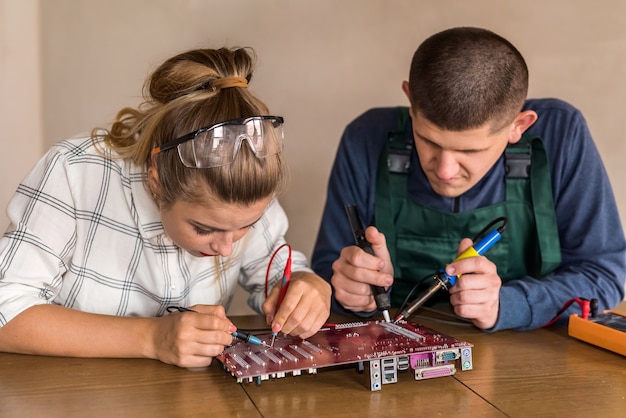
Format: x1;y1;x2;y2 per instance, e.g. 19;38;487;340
210;76;249;89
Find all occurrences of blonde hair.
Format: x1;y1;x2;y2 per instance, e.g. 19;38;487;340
92;47;287;208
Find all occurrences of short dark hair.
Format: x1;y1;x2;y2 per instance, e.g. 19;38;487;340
408;27;528;132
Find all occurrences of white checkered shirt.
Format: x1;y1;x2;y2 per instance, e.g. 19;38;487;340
0;137;311;325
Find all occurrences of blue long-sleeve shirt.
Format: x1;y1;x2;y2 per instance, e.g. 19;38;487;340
311;98;626;331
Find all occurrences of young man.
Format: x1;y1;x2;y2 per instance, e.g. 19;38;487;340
311;27;625;331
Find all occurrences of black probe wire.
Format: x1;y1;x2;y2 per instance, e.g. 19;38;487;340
234;327;272;334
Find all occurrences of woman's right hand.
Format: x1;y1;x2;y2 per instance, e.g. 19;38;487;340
151;304;234;368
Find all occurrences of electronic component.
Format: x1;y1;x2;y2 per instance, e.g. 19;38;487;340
381;357;398;385
568;310;626;356
366;359;382;391
415;364;456;380
216;320;473;390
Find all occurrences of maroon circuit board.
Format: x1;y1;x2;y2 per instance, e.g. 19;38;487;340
216;320;473;387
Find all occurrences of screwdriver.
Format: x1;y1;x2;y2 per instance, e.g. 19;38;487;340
393;218;507;323
344;204;392;323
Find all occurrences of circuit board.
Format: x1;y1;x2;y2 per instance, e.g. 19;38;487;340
216;320;473;390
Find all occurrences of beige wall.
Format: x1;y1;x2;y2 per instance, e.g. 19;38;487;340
0;0;43;215
2;0;626;314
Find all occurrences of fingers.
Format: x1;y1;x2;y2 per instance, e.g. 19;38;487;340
364;226;394;276
269;273;331;339
188;304;228;319
330;228;394;313
331;275;377;313
339;245;384;273
157;306;235;368
456;237;474;257
447;254;501;329
262;283;281;324
446;252;498;284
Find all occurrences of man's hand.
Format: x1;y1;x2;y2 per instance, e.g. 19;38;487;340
330;226;394;313
447;238;502;329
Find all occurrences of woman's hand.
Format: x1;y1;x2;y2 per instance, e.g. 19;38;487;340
151;304;235;368
262;271;331;339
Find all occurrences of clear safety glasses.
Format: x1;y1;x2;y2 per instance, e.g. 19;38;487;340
151;116;284;168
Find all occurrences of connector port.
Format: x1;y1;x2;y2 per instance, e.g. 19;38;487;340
397;355;410;371
414;364;456;380
436;350;460;362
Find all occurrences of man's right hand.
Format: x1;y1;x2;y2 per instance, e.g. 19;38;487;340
330;226;394;313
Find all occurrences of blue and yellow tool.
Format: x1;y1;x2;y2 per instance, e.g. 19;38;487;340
394;217;507;323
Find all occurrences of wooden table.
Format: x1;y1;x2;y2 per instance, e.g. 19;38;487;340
2;303;624;418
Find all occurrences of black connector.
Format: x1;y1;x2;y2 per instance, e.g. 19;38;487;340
590;298;599;318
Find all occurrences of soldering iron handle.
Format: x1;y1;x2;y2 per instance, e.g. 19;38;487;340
472;229;502;255
359;241;392;311
357;241;391;310
345;204;392;312
444;229;503;287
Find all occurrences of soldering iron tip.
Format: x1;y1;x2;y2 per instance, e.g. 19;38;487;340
382;310;391;323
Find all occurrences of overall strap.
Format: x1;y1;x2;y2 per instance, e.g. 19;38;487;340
505;135;562;275
375;107;411;265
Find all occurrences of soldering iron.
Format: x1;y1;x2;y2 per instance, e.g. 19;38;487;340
345;204;392;323
393;217;508;323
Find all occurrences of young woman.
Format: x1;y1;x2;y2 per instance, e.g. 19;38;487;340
0;47;331;368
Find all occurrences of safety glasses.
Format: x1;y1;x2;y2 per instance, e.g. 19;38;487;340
151;116;284;168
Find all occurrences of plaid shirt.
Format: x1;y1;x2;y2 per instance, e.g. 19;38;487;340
0;137;310;326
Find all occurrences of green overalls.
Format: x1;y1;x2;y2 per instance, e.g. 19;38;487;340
374;107;562;306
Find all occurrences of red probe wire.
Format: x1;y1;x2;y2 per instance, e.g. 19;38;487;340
543;297;597;327
264;243;292;300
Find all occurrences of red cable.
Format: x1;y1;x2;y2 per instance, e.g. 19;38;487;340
543;297;591;327
276;256;292;309
580;299;591;320
264;243;292;299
